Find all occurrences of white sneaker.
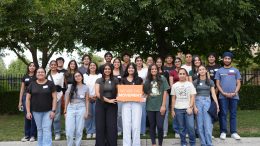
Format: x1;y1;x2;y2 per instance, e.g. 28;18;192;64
163;133;167;137
175;133;180;138
21;136;29;142
117;132;122;136
231;133;241;140
29;137;35;142
86;134;91;139
92;134;96;138
220;133;226;140
54;134;61;140
212;135;215;139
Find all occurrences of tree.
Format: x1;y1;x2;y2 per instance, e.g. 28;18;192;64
0;57;6;74
5;58;27;75
0;0;81;68
79;0;260;65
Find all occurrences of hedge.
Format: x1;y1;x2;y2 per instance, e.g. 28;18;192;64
0;85;259;114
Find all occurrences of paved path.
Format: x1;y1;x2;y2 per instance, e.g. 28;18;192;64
1;138;260;146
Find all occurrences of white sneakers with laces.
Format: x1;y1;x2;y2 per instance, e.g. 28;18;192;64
231;133;241;140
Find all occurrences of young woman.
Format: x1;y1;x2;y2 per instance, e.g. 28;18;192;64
47;60;65;140
146;56;154;67
26;68;57;146
144;64;169;146
95;63;119;146
135;56;148;136
156;57;170;137
112;58;124;136
121;63;143;146
18;62;37;142
189;55;202;81
65;60;78;89
64;71;89;146
193;65;219;146
84;62;101;139
171;68;196;146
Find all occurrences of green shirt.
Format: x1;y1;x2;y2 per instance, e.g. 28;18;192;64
144;76;170;111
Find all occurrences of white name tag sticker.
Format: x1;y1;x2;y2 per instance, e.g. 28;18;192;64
79;95;85;98
43;85;48;89
200;83;203;86
117;76;121;78
214;69;218;71
25;78;30;81
229;70;235;73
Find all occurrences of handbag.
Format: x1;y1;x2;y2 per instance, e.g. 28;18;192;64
207;97;218;123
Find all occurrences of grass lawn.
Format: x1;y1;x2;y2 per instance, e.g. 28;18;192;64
0;110;259;141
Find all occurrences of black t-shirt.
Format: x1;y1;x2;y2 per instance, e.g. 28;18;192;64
27;80;56;112
121;77;143;85
65;73;74;85
206;64;221;82
163;66;175;73
22;74;36;93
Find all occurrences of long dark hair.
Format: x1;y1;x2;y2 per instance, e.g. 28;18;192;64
145;64;162;94
191;55;202;75
87;62;99;75
196;65;210;86
156;57;164;72
26;62;37;75
69;71;84;99
113;57;124;75
101;63;114;82
123;63;139;79
65;60;78;78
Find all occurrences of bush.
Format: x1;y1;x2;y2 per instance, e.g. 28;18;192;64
239;85;260;110
0;91;20;114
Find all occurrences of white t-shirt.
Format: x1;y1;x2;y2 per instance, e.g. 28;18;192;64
182;64;192;74
171;81;196;109
47;72;64;101
138;68;148;83
83;73;102;96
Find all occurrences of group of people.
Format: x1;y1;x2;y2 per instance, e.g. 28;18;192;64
18;51;242;146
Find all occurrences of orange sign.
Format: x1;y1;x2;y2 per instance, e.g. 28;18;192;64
117;85;145;102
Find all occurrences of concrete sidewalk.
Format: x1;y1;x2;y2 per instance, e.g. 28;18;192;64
0;138;260;146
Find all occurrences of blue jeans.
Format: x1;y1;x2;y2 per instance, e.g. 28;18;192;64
175;109;196;146
85;101;96;134
53;100;61;135
219;98;238;134
163;94;169;134
22;95;37;138
195;96;213;146
141;102;146;134
33;111;53;146
66;102;86;146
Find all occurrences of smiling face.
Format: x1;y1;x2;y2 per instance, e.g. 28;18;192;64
208;55;216;64
113;59;121;69
223;56;232;66
89;62;97;73
198;65;207;76
36;68;46;80
105;54;112;62
104;65;112;76
74;72;83;83
194;57;201;67
28;63;36;73
156;58;163;68
127;64;135;75
135;57;143;68
83;56;91;65
123;55;130;63
146;57;154;66
50;61;58;71
69;61;76;70
166;56;173;64
174;58;182;68
185;54;192;63
178;69;187;81
151;65;158;76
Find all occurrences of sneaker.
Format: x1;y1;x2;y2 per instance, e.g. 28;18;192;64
86;134;91;139
175;133;180;138
163;133;167;137
21;136;29;142
212;135;215;139
55;134;61;140
92;134;96;138
220;132;226;140
29;137;35;142
231;133;241;140
142;133;146;136
117;132;122;136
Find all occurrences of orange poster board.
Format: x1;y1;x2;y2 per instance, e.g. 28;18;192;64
117;85;145;102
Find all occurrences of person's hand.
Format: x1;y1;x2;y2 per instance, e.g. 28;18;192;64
171;110;175;118
108;99;117;104
26;112;32;120
50;111;55;119
160;106;166;115
193;106;198;115
18;101;22;110
216;104;220;113
186;107;193;115
84;111;89;119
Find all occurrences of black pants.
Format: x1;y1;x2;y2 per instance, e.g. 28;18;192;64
147;111;165;146
95;99;118;146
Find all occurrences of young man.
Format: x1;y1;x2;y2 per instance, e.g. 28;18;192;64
56;57;67;73
206;52;221;82
182;53;192;73
215;52;241;140
98;52;113;74
78;54;92;74
163;54;175;73
121;52;131;72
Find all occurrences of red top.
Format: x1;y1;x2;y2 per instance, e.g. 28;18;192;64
169;69;179;84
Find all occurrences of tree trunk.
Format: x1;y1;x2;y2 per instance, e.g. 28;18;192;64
41;49;48;69
153;24;169;60
29;49;39;68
